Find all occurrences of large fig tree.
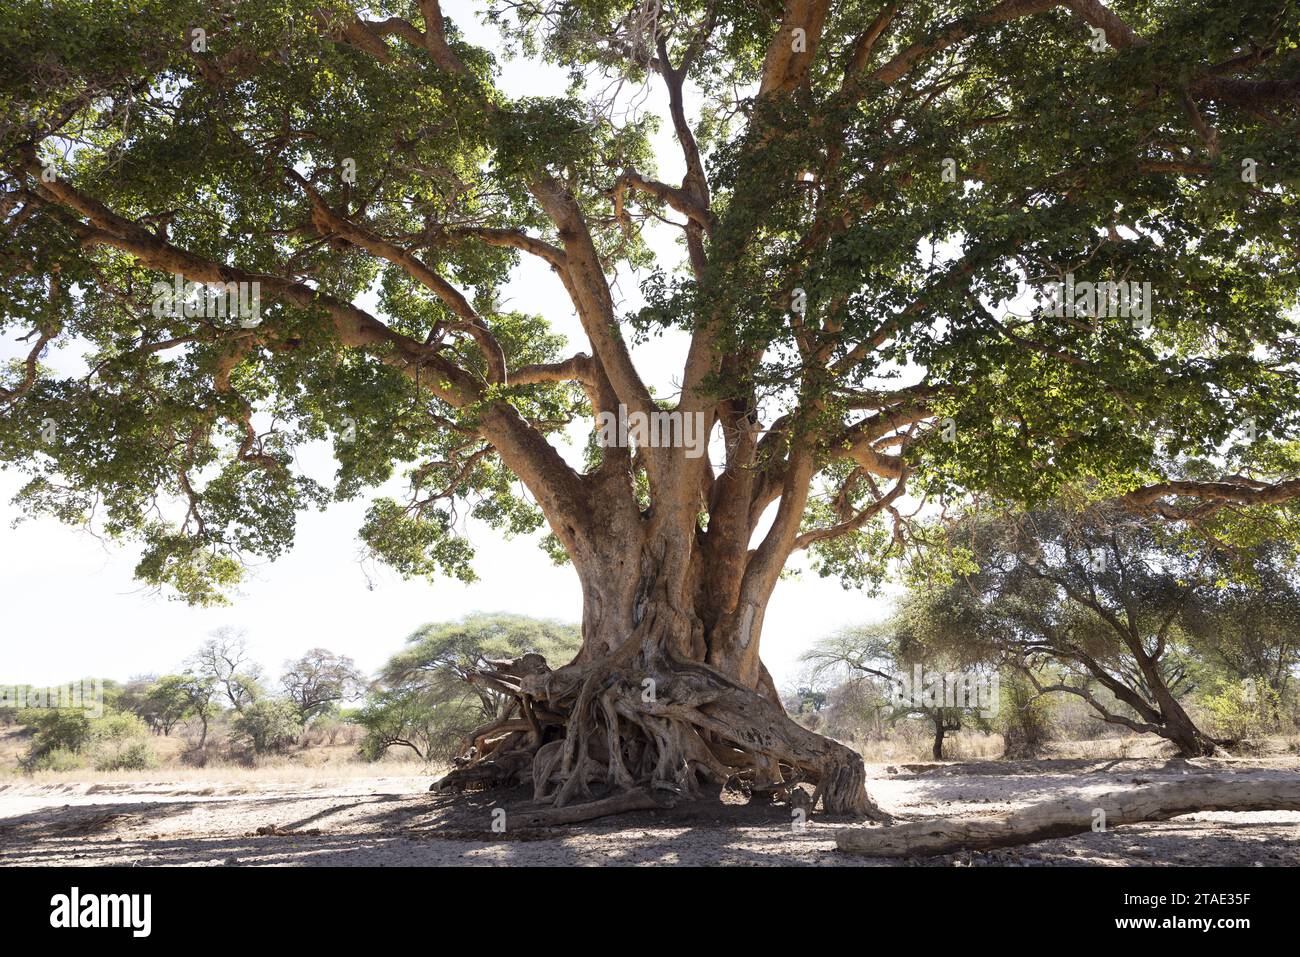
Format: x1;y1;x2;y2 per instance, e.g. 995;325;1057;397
2;0;1298;816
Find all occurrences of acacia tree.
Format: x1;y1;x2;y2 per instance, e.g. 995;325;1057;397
280;648;365;723
359;613;582;761
140;675;196;735
2;0;1299;817
805;619;994;760
380;614;582;721
912;505;1235;755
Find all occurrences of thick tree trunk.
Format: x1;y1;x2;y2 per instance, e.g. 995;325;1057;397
837;778;1300;857
1128;642;1218;758
931;717;945;761
1156;691;1218;758
435;538;885;821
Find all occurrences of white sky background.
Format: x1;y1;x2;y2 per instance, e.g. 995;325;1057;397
0;1;895;689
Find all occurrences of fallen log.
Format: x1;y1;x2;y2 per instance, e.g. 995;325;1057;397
836;778;1300;857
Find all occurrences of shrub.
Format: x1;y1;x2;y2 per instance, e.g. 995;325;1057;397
84;712;155;771
28;748;83;772
94;740;155;771
229;699;302;755
90;712;149;742
1200;679;1281;741
997;674;1054;758
18;708;93;769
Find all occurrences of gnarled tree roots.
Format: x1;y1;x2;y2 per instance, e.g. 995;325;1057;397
433;644;885;823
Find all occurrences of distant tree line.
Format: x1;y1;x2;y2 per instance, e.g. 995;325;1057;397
2;614;581;770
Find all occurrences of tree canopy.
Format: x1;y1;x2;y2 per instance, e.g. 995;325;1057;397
3;0;1297;604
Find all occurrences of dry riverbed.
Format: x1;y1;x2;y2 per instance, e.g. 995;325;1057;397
2;756;1297;866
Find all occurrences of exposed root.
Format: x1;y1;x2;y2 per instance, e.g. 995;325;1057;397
515;788;673;827
433;639;886;823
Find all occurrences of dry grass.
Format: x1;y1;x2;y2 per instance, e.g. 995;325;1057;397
850;731;1006;763
7;723;1296;790
0;756;439;787
0;725;436;786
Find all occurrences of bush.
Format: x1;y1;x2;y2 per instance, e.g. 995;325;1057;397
19;708;92;750
90;712;149;742
85;714;155;770
28;748;83;772
229;699;302;755
18;709;93;769
997;674;1054;758
94;740;155;771
1200;679;1281;741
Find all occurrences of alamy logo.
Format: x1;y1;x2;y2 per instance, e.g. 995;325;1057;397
595;404;708;459
0;679;103;717
1039;272;1152;326
49;887;151;937
889;665;999;719
151;274;261;327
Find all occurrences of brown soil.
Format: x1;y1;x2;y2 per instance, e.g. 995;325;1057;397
2;755;1297;866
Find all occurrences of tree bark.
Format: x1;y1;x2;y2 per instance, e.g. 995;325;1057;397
434;532;887;821
1152;686;1218;757
836;778;1300;857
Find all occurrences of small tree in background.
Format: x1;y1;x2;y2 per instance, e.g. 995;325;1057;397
189;629;264;714
116;675;158;730
1198;679;1284;742
804;616;996;761
361;614;582;764
139;675;196;736
18;708;92;769
176;672;221;748
355;687;473;763
904;505;1226;757
281;649;366;725
229;699;302;757
997;672;1055;759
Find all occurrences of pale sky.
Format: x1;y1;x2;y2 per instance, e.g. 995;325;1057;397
0;1;894;689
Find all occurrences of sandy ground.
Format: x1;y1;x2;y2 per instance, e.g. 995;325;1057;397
2;755;1298;866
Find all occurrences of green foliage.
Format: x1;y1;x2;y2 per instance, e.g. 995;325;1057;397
16;706;155;771
381;612;582;684
359;613;581;762
27;748;83;772
0;0;1297;609
138;675;198;734
359;498;478;582
229;699;302;755
89;711;148;741
996;672;1055;758
356;686;476;763
18;708;92;766
1198;679;1284;741
88;712;154;770
94;740;155;772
